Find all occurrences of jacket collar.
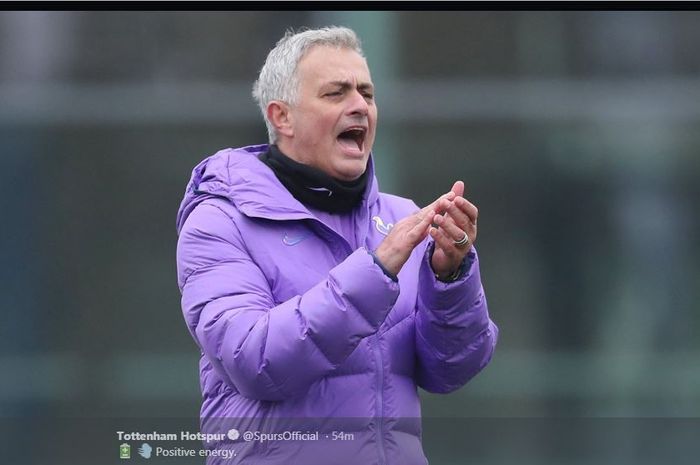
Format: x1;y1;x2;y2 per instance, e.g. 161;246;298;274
176;144;379;233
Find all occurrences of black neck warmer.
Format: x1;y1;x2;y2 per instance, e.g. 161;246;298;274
259;144;368;213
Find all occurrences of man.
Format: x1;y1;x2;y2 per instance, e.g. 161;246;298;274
176;26;498;465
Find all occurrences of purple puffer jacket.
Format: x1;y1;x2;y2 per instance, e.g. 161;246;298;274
176;145;498;465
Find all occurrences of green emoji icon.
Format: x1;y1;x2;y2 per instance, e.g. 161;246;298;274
120;443;131;459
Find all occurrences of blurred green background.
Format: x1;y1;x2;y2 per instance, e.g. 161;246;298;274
1;10;699;465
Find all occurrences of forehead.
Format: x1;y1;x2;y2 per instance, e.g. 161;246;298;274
296;45;372;85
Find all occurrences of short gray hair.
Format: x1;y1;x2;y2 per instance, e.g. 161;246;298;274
252;26;364;143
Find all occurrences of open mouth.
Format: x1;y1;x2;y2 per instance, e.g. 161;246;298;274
337;127;366;152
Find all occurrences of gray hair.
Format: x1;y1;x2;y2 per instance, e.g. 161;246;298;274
252;26;365;143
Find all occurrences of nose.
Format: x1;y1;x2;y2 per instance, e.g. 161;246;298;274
347;89;369;117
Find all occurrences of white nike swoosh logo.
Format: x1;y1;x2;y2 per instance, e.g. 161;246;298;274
283;233;311;246
307;186;333;197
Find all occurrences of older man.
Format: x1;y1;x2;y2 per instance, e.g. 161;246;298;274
176;26;498;465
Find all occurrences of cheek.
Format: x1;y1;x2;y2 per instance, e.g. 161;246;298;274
305;114;330;130
368;110;378;129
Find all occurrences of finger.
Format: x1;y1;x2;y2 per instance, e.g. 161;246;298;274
429;227;460;259
435;206;478;247
433;213;469;243
410;209;434;240
434;197;455;216
439;200;474;235
449;196;478;225
420;191;456;216
416;209;435;231
451;180;464;198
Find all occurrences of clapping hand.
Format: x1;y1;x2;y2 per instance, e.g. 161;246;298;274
428;181;478;280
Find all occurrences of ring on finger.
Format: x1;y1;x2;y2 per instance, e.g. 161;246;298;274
453;231;469;247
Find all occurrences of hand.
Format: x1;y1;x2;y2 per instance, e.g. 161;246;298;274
429;181;479;280
374;191;456;276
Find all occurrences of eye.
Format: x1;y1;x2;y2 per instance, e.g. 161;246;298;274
363;93;374;100
324;91;342;97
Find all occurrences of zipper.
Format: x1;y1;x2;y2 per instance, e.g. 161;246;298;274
309;213;384;462
308;220;353;257
373;334;387;465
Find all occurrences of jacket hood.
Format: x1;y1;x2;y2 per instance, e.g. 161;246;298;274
176;144;379;234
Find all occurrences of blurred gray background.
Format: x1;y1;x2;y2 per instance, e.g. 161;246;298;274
1;10;699;465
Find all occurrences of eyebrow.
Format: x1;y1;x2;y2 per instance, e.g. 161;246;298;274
326;80;374;92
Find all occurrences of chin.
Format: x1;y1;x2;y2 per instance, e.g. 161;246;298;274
333;159;368;181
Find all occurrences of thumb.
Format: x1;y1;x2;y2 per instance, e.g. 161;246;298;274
451;180;465;198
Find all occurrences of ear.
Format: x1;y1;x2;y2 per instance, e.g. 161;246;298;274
267;101;294;138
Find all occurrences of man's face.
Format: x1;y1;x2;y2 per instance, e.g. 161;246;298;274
281;45;377;181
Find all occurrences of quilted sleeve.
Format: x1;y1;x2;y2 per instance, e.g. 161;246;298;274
414;244;499;393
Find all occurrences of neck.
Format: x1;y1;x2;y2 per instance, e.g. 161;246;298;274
258;144;368;213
